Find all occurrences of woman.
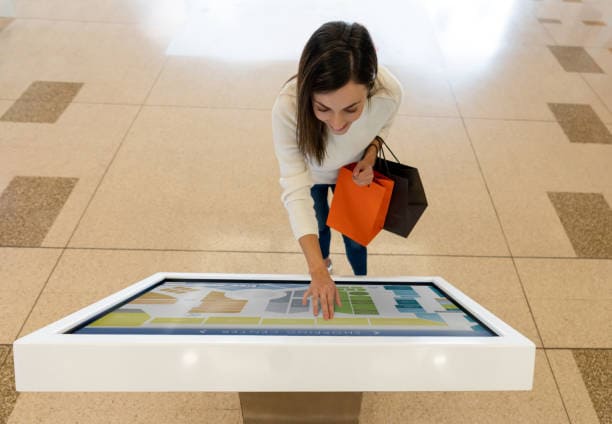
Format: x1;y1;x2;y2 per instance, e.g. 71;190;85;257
272;21;403;320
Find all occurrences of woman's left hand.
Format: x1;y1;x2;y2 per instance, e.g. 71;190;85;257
352;160;374;186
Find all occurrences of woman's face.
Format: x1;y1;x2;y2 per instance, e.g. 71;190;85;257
312;80;368;135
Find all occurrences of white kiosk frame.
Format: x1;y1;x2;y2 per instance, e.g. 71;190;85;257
14;273;535;392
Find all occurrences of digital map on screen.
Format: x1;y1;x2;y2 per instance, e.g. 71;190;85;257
71;281;495;336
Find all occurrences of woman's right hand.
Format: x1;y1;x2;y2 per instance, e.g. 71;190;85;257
302;269;341;320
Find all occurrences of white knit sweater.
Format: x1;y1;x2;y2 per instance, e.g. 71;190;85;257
272;65;403;240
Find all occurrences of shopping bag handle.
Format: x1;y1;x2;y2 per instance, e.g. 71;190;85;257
375;136;401;176
375;136;401;163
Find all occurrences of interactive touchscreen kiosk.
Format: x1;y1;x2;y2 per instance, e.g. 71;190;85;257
14;274;535;422
71;279;495;337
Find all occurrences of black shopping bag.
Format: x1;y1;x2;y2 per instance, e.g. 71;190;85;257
374;138;428;238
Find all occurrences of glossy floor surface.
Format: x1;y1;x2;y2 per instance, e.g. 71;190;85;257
1;0;611;423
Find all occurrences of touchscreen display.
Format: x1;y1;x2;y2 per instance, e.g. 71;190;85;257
69;279;496;337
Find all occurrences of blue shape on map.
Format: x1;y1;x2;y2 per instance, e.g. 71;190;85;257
384;285;417;296
416;313;445;323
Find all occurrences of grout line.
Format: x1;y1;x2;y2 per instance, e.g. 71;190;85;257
1;244;610;261
579;71;612;116
543;349;575;424
63;56;170;249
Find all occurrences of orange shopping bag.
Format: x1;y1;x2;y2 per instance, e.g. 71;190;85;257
326;163;394;247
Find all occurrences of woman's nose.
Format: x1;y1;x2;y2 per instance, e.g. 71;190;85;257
330;114;345;130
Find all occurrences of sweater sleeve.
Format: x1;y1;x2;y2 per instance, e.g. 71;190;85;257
376;68;404;141
271;92;319;240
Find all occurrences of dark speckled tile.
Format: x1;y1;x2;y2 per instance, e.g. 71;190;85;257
17;81;83;104
538;18;562;24
548;103;612;144
0;18;13;32
0;347;18;424
583;20;606;27
0;81;83;123
0;176;78;247
548;192;612;259
0;345;9;368
572;350;612;424
0;101;76;124
548;46;604;73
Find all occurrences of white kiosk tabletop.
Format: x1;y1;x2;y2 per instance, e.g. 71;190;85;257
14;273;535;392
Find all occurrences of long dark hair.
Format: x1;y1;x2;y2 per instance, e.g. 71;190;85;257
295;21;378;165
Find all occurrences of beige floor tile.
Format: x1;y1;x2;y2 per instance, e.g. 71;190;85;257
547;349;601;424
0;20;171;104
8;393;241;424
0;100;12;116
582;48;612;114
388;64;460;118
515;258;612;348
369;254;542;347
0;103;139;247
15;0;184;25
527;299;611;348
360;350;567;424
67;106;295;252
147;58;297;109
0;248;61;343
446;45;612;121
18;249;308;337
465;118;612;257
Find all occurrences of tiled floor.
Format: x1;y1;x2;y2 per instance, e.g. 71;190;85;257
1;0;611;423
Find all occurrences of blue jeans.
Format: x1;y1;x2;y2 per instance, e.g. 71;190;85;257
311;184;367;276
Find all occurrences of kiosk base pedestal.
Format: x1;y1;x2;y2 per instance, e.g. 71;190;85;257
239;392;363;423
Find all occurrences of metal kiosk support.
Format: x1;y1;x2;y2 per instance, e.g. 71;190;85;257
13;273;535;423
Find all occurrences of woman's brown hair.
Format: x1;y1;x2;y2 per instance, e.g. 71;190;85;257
295;21;378;165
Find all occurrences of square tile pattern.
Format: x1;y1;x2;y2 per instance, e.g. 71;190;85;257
572;349;612;424
0;176;78;247
0;81;83;123
548;103;612;144
0;348;17;424
548;46;604;73
548;192;612;258
538;18;562;24
582;21;606;27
